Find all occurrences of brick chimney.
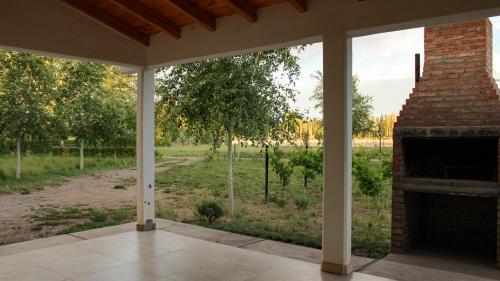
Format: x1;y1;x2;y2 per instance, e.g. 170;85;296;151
396;19;500;127
392;19;500;266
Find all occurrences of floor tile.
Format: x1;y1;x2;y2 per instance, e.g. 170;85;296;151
43;253;123;278
72;265;162;281
98;242;169;263
0;266;67;281
0;253;39;274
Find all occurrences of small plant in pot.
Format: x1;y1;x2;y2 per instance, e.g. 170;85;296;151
197;200;224;224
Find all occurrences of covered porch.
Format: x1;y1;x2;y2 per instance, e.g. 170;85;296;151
1;0;500;279
0;219;383;281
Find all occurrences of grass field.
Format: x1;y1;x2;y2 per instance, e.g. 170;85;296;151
0;144;392;259
153;148;392;259
156;143;298;159
0;155;135;194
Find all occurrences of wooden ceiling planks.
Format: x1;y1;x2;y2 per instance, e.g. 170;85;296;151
62;0;305;46
222;0;257;22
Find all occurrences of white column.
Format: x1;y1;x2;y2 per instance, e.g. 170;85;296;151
321;32;353;274
136;68;156;231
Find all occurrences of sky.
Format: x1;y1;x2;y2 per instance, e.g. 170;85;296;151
292;16;500;119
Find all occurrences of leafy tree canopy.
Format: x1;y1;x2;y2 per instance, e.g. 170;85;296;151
310;72;375;137
156;48;302;149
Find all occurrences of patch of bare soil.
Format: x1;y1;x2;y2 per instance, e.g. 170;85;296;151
0;157;201;245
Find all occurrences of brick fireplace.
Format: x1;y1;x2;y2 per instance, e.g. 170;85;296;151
391;19;500;265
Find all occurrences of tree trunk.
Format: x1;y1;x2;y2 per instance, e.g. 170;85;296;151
15;138;21;180
237;138;241;159
80;140;84;171
212;143;218;159
113;148;117;161
227;126;234;216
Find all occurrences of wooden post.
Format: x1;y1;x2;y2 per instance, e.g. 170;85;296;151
265;145;269;204
415;53;421;84
15;138;21;179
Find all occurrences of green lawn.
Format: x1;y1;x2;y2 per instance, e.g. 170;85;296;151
154;153;392;259
0;144;392;259
0;155;135;194
157;143;299;159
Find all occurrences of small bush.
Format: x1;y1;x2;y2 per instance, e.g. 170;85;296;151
268;194;278;203
294;196;309;210
113;184;126;190
20;188;31;195
0;169;6;181
196;200;224;224
276;197;287;208
162;188;172;193
90;211;108;223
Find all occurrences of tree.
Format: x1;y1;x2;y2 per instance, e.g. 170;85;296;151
157;48;301;216
98;98;135;160
57;61;106;170
271;146;294;197
289;147;323;190
99;67;136;159
310;72;375;136
0;51;56;179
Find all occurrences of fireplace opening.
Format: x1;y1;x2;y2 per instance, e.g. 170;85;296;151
414;193;497;257
403;138;498;182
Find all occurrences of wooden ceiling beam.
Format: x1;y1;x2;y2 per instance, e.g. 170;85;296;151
167;0;216;32
288;0;307;13
222;0;257;23
62;0;150;46
109;0;180;39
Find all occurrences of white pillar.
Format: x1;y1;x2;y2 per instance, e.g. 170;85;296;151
136;68;156;231
321;32;353;274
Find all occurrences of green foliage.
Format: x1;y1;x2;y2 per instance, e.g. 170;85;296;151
354;159;384;198
0;51;57;154
156;47;301;152
309;72;374;137
289;147;323;189
196;200;224;224
352;76;375;137
90;210;108;223
270;146;293;193
155;150;391;258
113;184;126;190
294;196;309;209
275;197;287;208
0;169;5;181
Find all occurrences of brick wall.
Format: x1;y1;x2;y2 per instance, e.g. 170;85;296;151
395;19;500;128
391;18;500;264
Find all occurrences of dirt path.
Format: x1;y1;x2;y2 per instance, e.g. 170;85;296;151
0;157;202;245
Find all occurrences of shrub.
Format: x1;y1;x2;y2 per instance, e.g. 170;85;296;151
162;188;172;193
196;200;224;224
355;160;384;198
289;147;323;189
294;196;309;209
276;197;287;208
90;210;108;223
0;169;6;181
271;146;293;195
113;184;126;190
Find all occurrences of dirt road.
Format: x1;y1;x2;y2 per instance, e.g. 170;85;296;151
0;157;201;245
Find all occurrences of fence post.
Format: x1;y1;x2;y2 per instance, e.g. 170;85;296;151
265;145;269;204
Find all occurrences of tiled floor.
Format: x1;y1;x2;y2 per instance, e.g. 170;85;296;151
0;229;391;281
